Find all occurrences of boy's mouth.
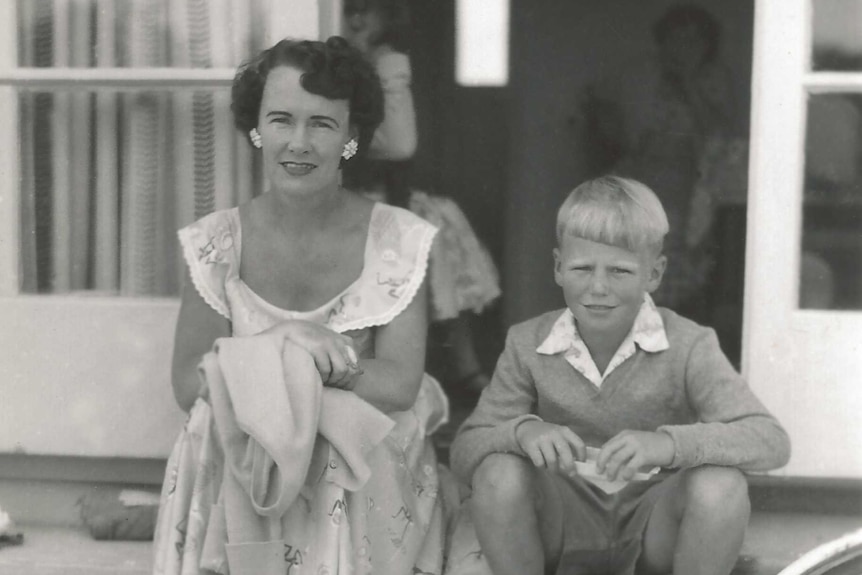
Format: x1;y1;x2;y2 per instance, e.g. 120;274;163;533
584;304;616;311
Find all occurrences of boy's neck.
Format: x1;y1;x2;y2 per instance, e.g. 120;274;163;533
578;325;632;375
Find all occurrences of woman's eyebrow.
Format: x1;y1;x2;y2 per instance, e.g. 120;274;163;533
265;110;291;118
310;114;340;127
264;111;340;127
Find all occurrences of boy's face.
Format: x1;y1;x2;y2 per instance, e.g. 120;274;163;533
554;236;666;338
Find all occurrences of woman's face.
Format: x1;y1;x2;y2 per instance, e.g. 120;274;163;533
257;65;352;197
658;22;709;79
343;0;384;53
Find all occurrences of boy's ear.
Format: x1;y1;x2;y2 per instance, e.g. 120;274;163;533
553;248;563;287
646;254;667;293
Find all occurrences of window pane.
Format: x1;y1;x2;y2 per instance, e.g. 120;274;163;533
17;0;269;69
18;89;261;296
811;0;862;71
800;94;862;309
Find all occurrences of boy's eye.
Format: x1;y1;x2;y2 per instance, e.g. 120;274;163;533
611;267;632;274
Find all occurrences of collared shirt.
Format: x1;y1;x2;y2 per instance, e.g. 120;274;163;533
536;294;669;387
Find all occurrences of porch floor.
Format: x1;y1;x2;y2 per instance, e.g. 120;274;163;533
0;509;859;575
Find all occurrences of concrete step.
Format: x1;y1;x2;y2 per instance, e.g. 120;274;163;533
1;511;859;575
0;525;151;575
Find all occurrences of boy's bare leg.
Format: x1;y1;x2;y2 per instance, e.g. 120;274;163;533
638;465;750;575
470;453;564;575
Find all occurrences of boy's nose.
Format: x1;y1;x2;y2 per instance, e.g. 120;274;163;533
589;271;610;294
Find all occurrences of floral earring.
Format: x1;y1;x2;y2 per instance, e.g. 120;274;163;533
249;128;262;149
341;138;358;160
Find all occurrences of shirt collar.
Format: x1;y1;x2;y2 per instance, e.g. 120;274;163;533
536;294;669;387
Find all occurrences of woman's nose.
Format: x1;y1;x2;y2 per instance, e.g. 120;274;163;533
286;126;310;154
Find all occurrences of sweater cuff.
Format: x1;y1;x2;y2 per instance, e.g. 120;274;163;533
657;425;700;469
505;414;543;456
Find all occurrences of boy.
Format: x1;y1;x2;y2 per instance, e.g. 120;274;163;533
449;176;790;575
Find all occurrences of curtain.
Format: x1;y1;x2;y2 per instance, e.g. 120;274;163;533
18;0;267;296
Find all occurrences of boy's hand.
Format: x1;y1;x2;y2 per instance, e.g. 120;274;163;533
596;430;675;481
515;420;586;475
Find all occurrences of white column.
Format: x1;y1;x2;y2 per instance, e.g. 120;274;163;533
267;0;319;45
318;0;342;38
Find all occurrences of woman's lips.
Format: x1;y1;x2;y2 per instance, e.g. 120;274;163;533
281;162;316;176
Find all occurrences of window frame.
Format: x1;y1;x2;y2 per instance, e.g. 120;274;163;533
0;0;337;461
744;0;862;477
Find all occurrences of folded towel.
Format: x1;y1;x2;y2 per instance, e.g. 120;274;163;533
204;334;395;519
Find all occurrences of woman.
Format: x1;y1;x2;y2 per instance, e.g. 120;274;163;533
152;37;451;575
342;0;502;397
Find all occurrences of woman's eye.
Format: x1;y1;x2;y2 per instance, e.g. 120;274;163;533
311;120;334;129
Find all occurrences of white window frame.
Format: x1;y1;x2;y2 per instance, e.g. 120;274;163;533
0;0;337;461
745;0;862;477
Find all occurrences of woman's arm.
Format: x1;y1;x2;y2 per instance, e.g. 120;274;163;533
346;278;429;413
171;270;231;412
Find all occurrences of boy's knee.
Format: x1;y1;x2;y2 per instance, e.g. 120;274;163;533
683;466;750;518
471;453;535;511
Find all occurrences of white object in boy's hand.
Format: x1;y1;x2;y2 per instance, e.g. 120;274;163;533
570;447;659;494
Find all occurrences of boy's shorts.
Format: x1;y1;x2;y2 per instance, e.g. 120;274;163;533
538;468;679;575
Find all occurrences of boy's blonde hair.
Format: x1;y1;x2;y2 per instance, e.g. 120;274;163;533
556;175;669;255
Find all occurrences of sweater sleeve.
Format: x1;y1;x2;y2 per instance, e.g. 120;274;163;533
658;329;791;471
367;49;417;160
449;329;542;484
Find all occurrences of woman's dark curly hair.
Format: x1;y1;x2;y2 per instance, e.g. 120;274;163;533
231;36;385;155
653;4;721;65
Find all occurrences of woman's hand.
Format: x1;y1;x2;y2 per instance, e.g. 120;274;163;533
263;320;362;389
596;430;675;481
515;420;586;475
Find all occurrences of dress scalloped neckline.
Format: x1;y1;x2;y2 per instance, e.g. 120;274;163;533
230;202;379;318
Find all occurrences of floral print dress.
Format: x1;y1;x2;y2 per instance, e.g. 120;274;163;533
152;203;454;575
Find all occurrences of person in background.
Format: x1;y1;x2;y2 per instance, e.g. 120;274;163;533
448;176;790;575
587;4;738;319
342;0;501;399
152;37;452;575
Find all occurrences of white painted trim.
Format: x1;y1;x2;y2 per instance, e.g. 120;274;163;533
0;0;18;296
318;0;342;38
804;72;862;92
0;67;236;89
746;0;862;478
0;297;185;459
745;0;808;376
